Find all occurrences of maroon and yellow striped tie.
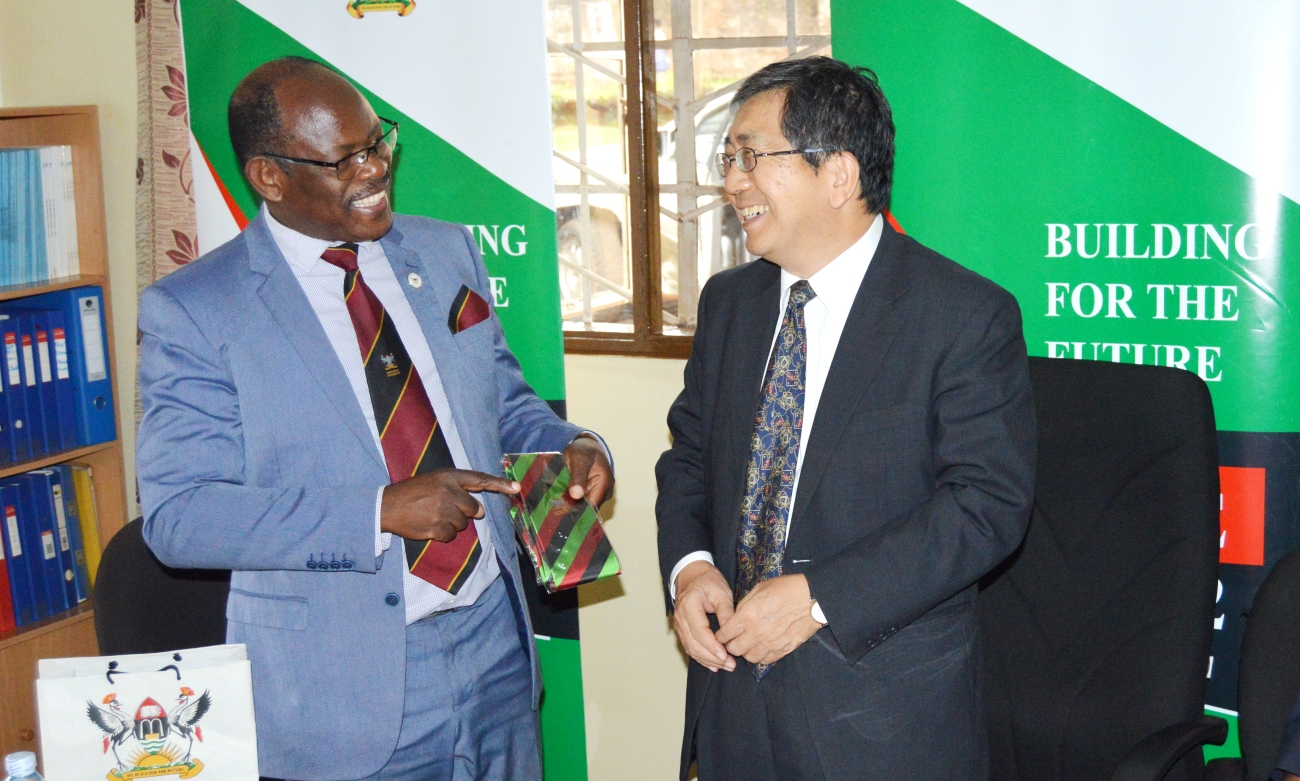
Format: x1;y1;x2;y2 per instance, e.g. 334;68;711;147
321;243;481;594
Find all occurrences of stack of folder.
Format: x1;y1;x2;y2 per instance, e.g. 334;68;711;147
0;285;116;463
0;463;100;631
0;145;80;285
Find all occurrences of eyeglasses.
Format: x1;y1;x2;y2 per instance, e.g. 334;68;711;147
715;146;826;177
260;117;399;180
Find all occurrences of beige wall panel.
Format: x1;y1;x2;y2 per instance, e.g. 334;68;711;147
568;354;692;781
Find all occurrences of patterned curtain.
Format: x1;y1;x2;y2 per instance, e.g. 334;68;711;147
135;0;198;425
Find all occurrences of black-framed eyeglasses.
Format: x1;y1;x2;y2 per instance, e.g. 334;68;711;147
715;146;826;177
260;117;399;180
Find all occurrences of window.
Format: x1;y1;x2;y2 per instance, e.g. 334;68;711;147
547;0;831;356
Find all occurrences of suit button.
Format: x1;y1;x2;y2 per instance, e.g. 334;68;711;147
307;560;317;569
385;593;400;607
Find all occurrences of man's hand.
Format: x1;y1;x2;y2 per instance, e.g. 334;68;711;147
715;574;823;666
381;469;519;541
564;434;614;506
672;561;737;673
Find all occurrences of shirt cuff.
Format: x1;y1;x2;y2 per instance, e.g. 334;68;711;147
375;487;392;557
669;551;715;600
811;600;828;625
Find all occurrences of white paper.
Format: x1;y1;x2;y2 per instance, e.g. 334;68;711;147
78;295;107;382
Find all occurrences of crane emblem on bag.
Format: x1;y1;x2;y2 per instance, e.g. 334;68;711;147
86;688;210;779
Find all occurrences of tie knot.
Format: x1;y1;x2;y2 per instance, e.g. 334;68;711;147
789;280;816;306
321;243;360;273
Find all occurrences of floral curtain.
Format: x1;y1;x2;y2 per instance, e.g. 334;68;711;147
135;0;198;424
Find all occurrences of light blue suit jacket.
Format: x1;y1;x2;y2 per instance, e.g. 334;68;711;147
136;212;581;780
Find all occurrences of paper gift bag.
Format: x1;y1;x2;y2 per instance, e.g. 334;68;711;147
502;452;622;592
36;644;259;781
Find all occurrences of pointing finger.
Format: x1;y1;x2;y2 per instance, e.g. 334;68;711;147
453;470;520;495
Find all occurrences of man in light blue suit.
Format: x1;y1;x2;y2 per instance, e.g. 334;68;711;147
136;57;611;781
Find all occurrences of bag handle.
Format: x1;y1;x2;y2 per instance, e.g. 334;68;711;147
105;652;185;684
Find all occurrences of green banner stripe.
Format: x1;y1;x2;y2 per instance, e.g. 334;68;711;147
833;0;1300;433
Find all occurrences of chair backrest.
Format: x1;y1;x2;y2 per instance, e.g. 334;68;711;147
1238;547;1300;781
981;358;1221;781
93;517;231;655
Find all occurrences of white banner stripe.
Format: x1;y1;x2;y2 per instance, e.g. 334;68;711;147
956;0;1300;207
236;0;556;210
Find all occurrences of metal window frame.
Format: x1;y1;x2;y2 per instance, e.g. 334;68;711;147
556;0;829;359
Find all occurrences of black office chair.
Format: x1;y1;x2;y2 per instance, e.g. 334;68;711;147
980;357;1227;781
93;517;231;655
1205;547;1300;781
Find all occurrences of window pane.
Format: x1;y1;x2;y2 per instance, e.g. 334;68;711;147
691;0;788;39
655;0;831;336
549;0;635;333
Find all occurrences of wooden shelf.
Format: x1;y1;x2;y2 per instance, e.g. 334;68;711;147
0;106;128;760
0;601;94;652
0;274;108;304
0;442;114;481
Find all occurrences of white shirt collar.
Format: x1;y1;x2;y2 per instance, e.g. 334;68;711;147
262;203;376;274
779;212;884;314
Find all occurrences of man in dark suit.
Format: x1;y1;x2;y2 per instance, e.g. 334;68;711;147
136;58;611;780
656;57;1036;780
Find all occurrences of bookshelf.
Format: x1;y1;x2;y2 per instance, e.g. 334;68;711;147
0;106;129;758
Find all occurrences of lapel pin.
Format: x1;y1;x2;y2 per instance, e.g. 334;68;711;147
407;272;423;288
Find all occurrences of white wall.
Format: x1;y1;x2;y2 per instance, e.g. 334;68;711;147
0;0;139;513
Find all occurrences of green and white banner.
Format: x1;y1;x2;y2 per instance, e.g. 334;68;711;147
176;1;586;777
834;0;1300;759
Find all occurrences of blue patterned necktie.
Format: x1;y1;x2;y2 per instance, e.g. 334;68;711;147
736;280;815;679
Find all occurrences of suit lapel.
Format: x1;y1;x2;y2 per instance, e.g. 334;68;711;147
716;262;782;583
245;215;386;472
787;224;912;541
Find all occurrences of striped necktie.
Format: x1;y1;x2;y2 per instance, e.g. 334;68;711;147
736;280;815;679
321;243;482;594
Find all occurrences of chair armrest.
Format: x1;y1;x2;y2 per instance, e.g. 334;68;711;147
1202;757;1244;781
1110;715;1230;781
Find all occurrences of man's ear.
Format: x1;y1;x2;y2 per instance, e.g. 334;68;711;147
245;157;288;203
824;151;863;211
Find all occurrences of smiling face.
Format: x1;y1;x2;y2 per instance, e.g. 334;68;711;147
250;72;393;242
723;89;868;276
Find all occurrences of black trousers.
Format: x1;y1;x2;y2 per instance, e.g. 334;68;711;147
694;656;826;781
692;609;986;781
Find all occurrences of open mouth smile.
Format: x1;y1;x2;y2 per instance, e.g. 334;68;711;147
351;190;388;209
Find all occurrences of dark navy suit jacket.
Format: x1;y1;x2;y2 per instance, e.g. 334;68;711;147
656;222;1037;779
1277;691;1300;779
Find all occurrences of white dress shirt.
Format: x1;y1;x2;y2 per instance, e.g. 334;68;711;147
264;206;500;624
669;213;885;614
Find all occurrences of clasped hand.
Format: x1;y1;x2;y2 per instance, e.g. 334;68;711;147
672;562;823;672
380;435;613;541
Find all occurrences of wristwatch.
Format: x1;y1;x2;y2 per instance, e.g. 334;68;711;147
807;583;829;626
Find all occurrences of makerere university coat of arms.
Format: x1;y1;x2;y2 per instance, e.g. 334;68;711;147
86;688;211;780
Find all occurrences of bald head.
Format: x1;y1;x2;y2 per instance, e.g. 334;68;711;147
230;57;394;243
227;57;354;170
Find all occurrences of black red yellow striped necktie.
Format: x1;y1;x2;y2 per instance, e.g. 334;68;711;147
320;243;481;594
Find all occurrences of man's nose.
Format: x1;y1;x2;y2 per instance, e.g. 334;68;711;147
357;150;389;179
723;164;750;196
